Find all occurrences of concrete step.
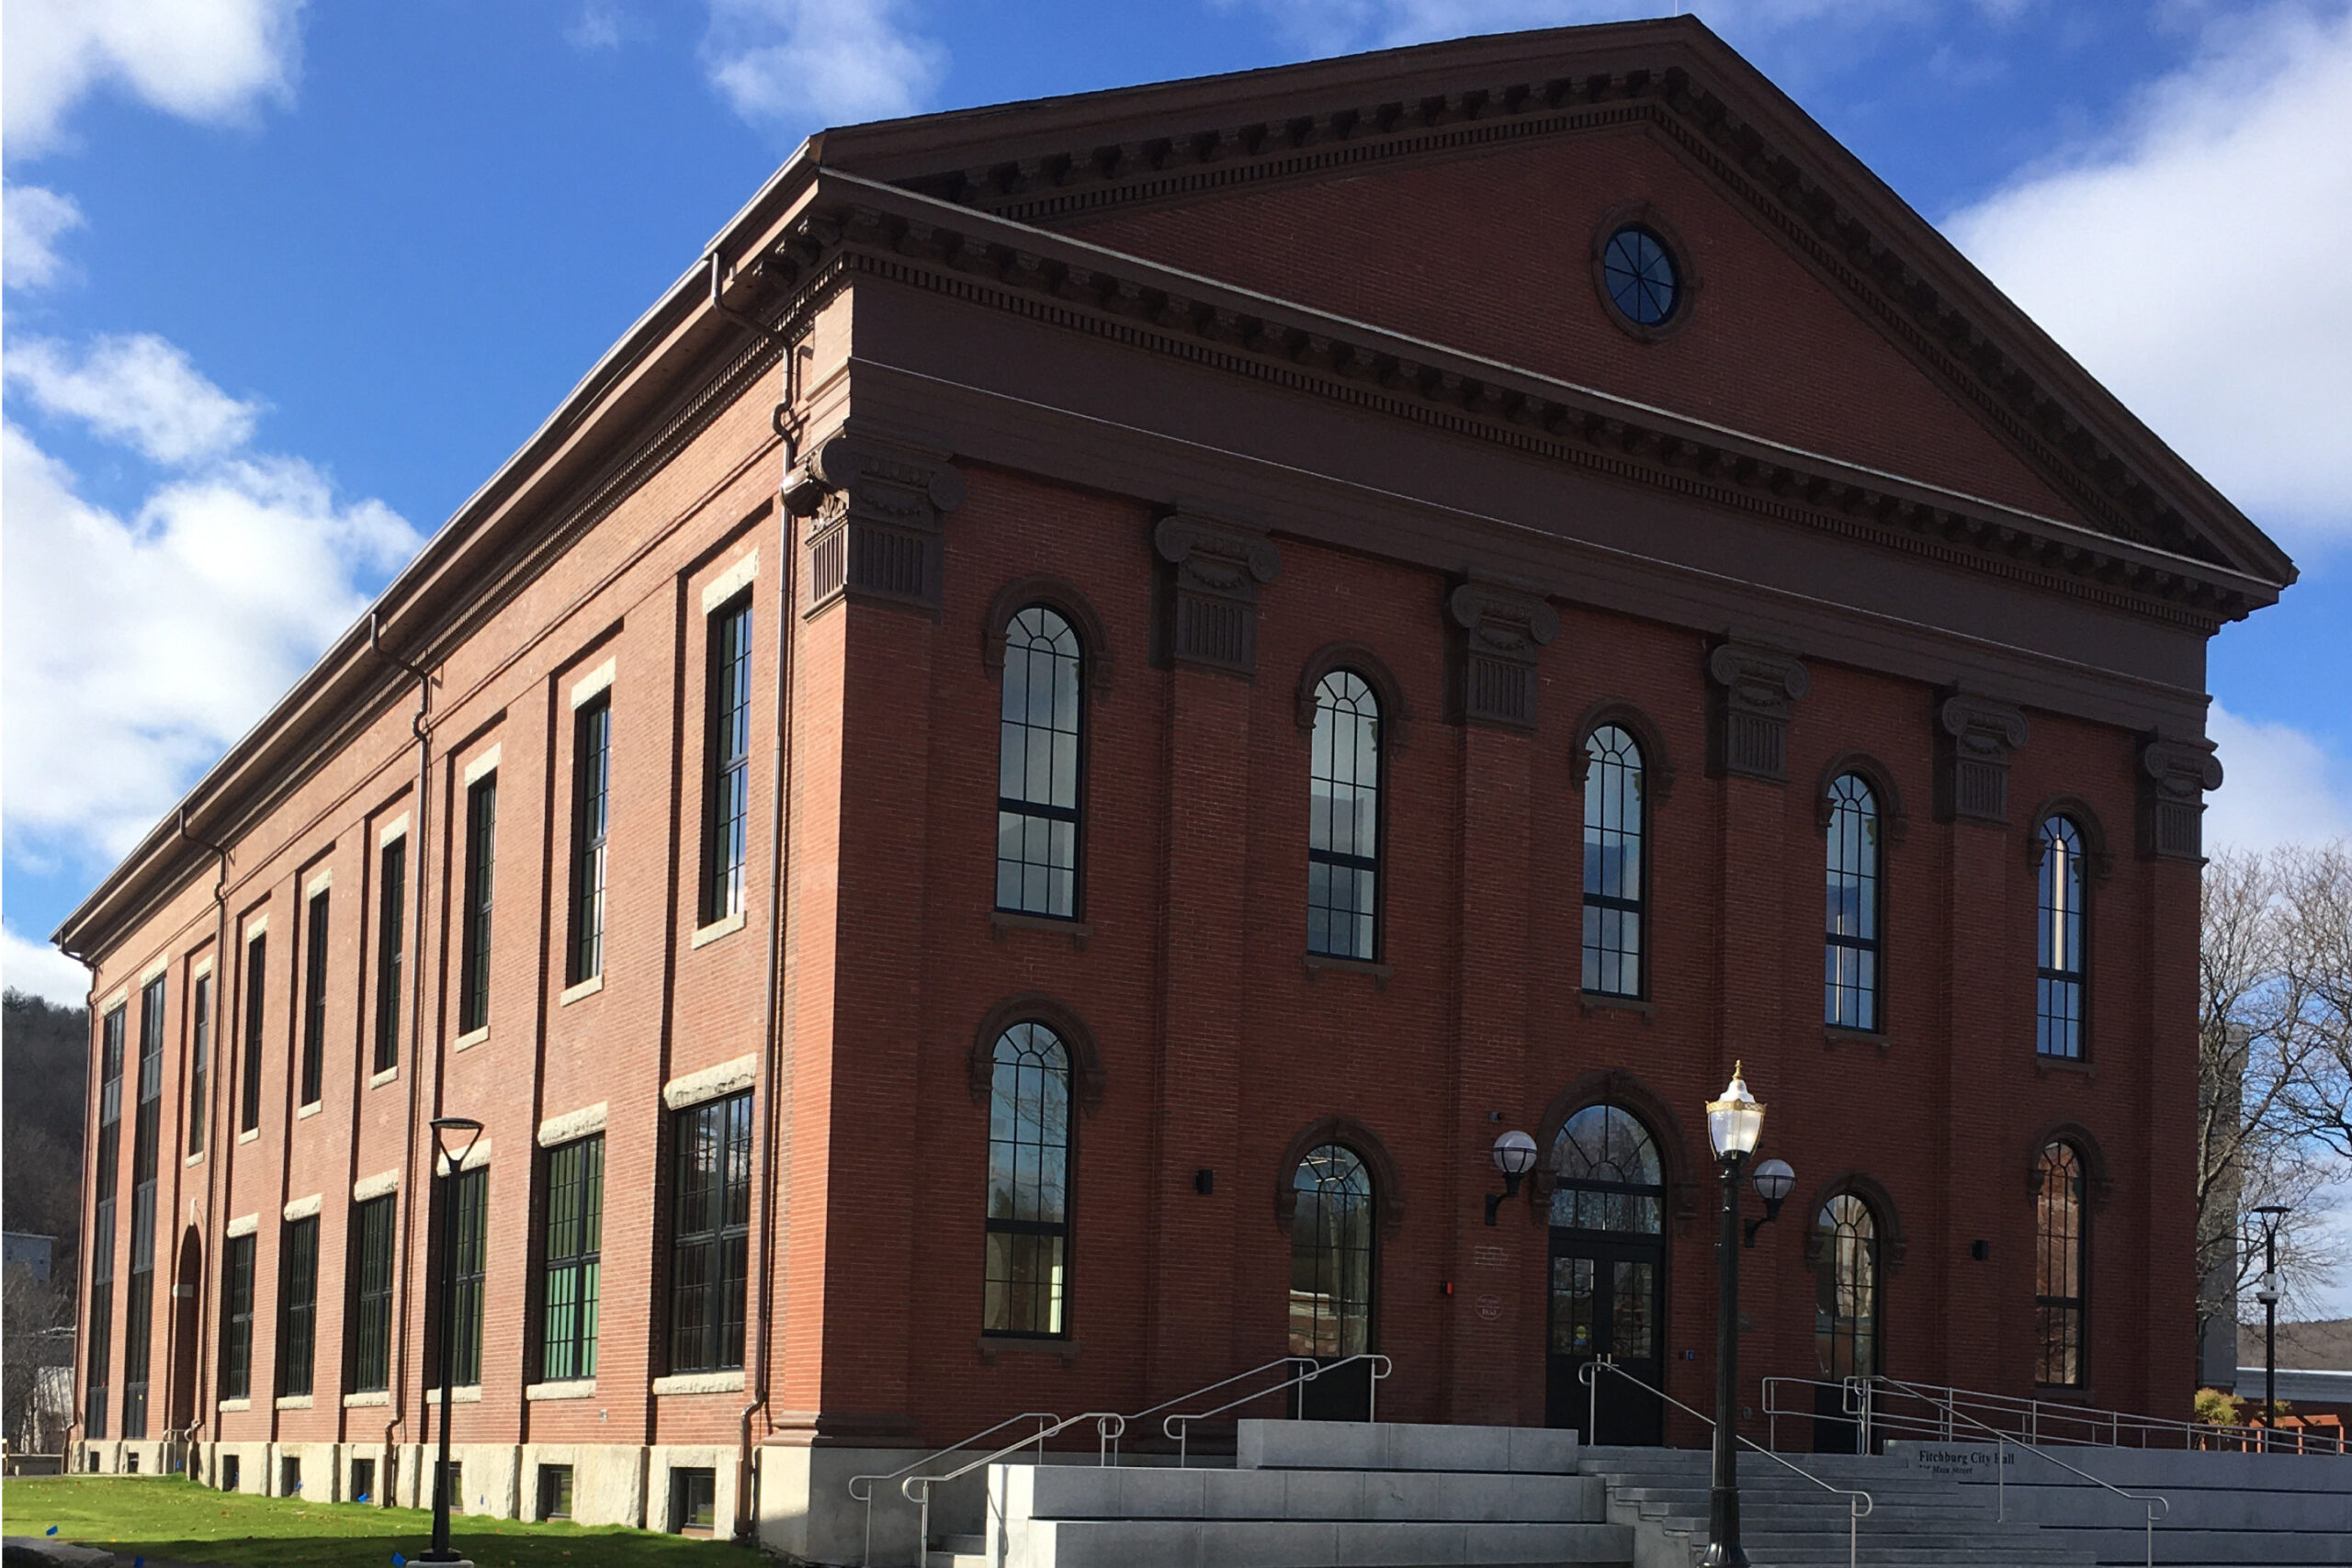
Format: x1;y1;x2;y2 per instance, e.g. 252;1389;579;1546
1017;1464;1607;1523
1238;1420;1582;1475
1026;1516;1636;1568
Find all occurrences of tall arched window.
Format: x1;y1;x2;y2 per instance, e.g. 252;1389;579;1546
2036;816;2086;1059
2034;1142;2086;1386
983;1022;1071;1337
1825;774;1881;1031
997;608;1083;919
1288;1145;1374;1357
1815;1193;1880;1383
1582;726;1645;997
1307;671;1381;960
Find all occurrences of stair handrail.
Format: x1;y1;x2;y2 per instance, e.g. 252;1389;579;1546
1579;1359;1872;1568
1161;1352;1394;1466
1871;1373;2168;1568
899;1409;1129;1563
848;1409;1058;1566
1760;1370;2322;1455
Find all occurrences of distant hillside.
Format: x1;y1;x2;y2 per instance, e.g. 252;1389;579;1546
2259;1318;2352;1371
4;989;88;1264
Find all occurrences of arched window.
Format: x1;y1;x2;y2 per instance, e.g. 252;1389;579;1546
983;1022;1071;1337
2034;1143;2086;1386
1815;1193;1880;1382
1288;1145;1374;1357
2036;816;2086;1059
1307;671;1380;960
997;607;1084;918
1825;774;1881;1031
1549;1104;1665;1234
1582;726;1645;997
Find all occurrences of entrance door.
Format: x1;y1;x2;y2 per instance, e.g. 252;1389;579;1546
1544;1104;1668;1445
1287;1144;1376;1422
1812;1192;1881;1453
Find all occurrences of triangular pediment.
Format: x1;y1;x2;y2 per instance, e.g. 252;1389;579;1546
818;17;2291;592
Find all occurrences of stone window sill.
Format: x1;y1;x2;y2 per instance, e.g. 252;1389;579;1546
691;911;746;950
424;1384;483;1405
218;1398;251;1413
297;1102;322;1119
1579;992;1655;1021
369;1066;399;1089
184;1151;206;1168
238;1129;259;1145
454;1026;490;1053
991;909;1091;951
343;1391;390;1408
274;1395;313;1410
2036;1055;2096;1079
652;1371;744;1396
560;975;605;1006
1824;1026;1893;1054
1302;953;1391;988
526;1379;596;1402
977;1336;1080;1364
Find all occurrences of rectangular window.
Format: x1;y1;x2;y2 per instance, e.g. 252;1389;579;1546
188;971;211;1156
220;1233;255;1399
539;1134;603;1382
440;1461;465;1515
374;837;406;1074
459;774;497;1033
123;976;165;1438
220;1453;241;1493
447;1165;488;1385
568;697;611;985
671;1467;717;1536
300;888;330;1107
277;1215;319;1399
240;931;266;1134
350;1457;376;1506
349;1195;397;1392
538;1463;574;1521
86;1004;126;1438
668;1092;752;1374
279;1455;301;1498
699;597;753;926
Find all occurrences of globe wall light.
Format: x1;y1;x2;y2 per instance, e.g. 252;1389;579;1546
1744;1157;1795;1249
1486;1129;1539;1226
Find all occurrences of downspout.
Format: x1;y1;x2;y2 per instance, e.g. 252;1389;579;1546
736;326;803;1546
370;613;434;1501
173;809;232;1455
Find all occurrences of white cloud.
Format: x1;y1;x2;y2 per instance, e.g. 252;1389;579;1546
2;184;85;290
2;0;304;158
566;0;627;50
0;923;91;1006
1945;4;2352;544
6;334;261;465
2205;704;2352;855
702;0;946;130
2;339;419;870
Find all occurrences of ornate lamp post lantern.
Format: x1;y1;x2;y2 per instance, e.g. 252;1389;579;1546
422;1115;483;1566
1700;1065;1793;1568
2251;1204;2290;1448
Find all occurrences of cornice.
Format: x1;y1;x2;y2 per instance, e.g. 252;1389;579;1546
758;173;2273;633
846;43;2290;592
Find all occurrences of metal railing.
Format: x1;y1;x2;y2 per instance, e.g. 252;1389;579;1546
1580;1359;1872;1568
849;1411;1057;1566
1760;1371;2345;1456
899;1410;1128;1565
1161;1353;1392;1467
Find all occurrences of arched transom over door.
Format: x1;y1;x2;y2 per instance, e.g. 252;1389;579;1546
1812;1192;1881;1452
1288;1143;1376;1420
1546;1104;1668;1444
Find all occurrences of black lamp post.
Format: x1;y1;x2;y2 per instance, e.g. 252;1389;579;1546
423;1116;483;1565
2251;1203;2290;1449
1701;1065;1777;1568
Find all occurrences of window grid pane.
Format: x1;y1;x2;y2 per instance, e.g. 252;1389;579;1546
459;778;497;1034
2036;817;2086;1058
2034;1144;2086;1386
277;1216;318;1399
353;1196;396;1391
220;1233;254;1400
542;1135;605;1382
240;933;266;1134
670;1094;752;1373
570;700;611;985
1814;1193;1880;1380
374;837;406;1075
1549;1105;1666;1234
124;978;164;1437
450;1167;488;1385
1824;775;1882;1031
702;600;753;925
996;608;1084;918
300;889;329;1106
1306;671;1380;960
1287;1145;1373;1358
86;1005;124;1436
188;974;211;1157
984;1024;1072;1337
1581;727;1645;997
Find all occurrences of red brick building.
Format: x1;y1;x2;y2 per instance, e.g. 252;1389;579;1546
54;17;2293;1551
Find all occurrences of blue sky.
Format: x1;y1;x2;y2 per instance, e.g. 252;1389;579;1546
6;2;2350;1290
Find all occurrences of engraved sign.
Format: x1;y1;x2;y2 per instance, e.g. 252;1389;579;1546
1474;1293;1505;1323
1472;1246;1507;1269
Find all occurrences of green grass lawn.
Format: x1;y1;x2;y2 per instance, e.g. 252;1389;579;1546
0;1475;769;1567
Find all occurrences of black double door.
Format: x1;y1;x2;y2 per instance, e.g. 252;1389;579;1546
1544;1229;1666;1445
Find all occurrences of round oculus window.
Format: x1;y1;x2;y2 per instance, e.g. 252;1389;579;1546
1602;225;1679;328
